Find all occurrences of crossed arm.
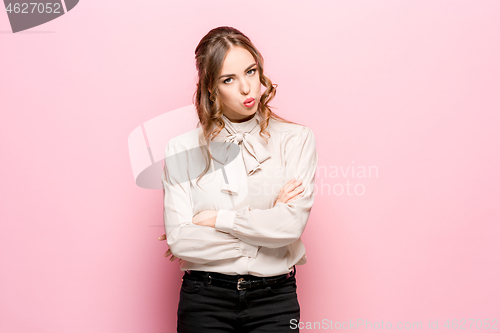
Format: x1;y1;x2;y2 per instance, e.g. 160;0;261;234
160;178;305;263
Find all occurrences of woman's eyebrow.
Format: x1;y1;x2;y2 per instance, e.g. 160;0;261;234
219;63;257;79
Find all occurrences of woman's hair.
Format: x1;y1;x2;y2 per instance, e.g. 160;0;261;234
193;26;298;185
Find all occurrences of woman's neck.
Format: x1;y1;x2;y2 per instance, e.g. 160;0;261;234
223;112;257;123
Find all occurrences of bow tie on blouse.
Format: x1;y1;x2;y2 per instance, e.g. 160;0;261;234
210;113;272;195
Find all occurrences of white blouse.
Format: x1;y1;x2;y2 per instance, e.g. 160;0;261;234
162;111;318;277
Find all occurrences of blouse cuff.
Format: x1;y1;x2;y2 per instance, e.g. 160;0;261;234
215;209;236;235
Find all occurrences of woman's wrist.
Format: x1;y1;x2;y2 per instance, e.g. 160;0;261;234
192;210;218;228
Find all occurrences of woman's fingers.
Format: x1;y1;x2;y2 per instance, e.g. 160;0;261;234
284;179;304;201
291;185;305;196
283;179;302;192
286;188;305;203
165;248;177;260
160;236;177;260
280;179;301;195
274;179;303;206
164;248;181;262
163;244;183;263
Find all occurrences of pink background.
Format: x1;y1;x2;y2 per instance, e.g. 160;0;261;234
1;1;499;332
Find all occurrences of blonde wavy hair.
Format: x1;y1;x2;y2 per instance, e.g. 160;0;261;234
193;26;298;185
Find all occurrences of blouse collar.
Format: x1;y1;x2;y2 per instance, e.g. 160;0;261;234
210;111;272;195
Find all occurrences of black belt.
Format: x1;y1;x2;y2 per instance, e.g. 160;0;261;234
184;265;296;291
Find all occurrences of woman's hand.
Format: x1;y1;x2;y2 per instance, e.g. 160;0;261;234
158;234;184;264
274;178;304;207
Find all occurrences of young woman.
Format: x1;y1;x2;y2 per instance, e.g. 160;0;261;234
159;26;318;332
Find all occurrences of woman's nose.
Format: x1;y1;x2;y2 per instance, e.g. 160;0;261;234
240;79;250;94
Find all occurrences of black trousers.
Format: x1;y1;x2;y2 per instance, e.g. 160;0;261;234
177;269;300;332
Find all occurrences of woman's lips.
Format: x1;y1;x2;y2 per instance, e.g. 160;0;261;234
243;98;255;108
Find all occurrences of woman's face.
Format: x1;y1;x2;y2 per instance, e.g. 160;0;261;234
216;46;261;122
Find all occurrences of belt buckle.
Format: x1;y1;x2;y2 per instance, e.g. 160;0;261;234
237;278;247;290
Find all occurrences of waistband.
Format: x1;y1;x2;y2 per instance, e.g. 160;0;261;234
183;265;296;291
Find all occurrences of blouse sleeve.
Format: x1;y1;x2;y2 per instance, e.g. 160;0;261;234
162;140;259;264
214;126;318;248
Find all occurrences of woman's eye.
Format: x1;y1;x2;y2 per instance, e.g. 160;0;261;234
223;77;233;84
247;68;256;75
